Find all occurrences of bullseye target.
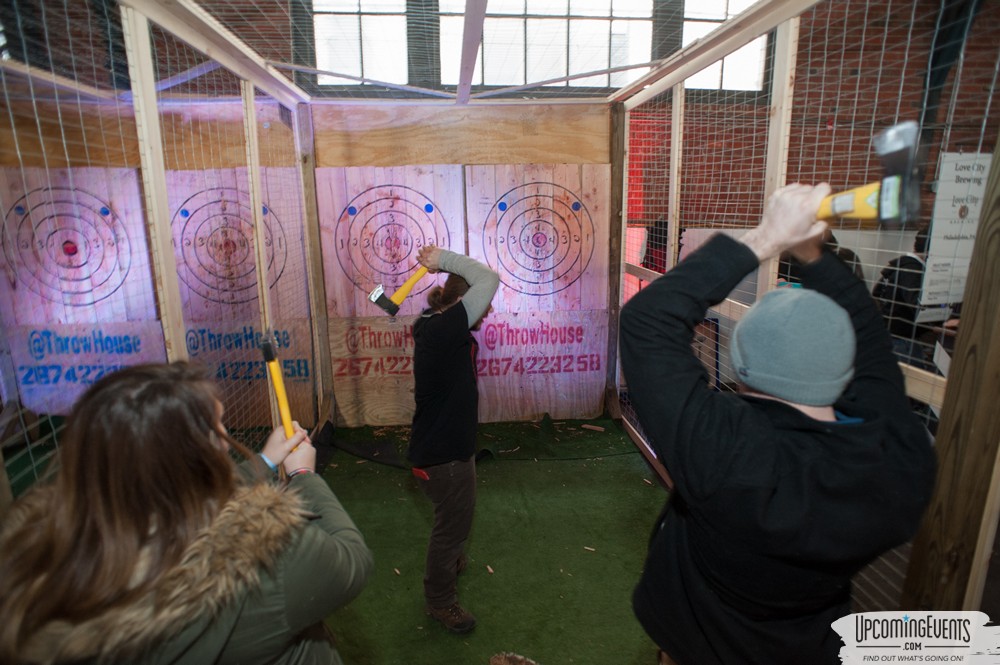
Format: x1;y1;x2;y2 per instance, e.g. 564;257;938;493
171;188;287;305
1;187;132;306
335;185;451;293
482;183;595;296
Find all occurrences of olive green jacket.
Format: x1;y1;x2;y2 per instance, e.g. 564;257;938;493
15;473;373;665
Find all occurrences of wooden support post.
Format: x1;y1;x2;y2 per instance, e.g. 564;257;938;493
294;104;334;423
758;17;799;301
120;6;188;361
605;102;626;418
902;135;1000;610
242;81;281;430
665;84;684;272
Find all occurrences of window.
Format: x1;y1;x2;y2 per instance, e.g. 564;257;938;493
309;0;766;94
438;0;654;89
313;0;409;85
681;0;765;90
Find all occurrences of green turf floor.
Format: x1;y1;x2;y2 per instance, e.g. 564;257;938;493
320;416;667;665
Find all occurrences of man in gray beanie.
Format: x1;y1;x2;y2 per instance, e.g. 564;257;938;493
730;288;855;407
620;183;936;665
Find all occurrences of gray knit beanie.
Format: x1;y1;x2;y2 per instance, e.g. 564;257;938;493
730;289;856;406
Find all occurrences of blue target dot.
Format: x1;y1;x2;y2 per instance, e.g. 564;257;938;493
424;203;434;213
262;206;269;215
100;206;111;216
498;202;508;211
180;209;190;218
348;206;358;216
572;201;581;211
15;205;25;215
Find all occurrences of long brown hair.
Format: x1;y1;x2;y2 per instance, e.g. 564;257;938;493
426;273;470;311
0;362;255;660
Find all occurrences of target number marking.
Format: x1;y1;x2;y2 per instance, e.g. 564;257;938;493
483;183;594;296
2;187;132;306
335;185;450;294
171;188;287;305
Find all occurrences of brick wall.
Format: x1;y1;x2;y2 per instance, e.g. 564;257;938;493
628;0;1000;233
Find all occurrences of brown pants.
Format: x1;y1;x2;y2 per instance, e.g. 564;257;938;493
414;456;476;607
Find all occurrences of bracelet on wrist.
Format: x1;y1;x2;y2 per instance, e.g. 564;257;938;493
288;467;314;478
260;453;278;472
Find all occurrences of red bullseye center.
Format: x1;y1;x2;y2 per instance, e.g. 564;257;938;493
62;240;79;256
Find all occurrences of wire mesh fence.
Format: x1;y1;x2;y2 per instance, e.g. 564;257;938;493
619;0;999;612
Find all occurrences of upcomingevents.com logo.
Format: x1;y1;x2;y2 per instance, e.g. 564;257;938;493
832;612;1000;663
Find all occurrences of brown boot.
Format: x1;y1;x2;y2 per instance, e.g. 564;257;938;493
426;602;477;633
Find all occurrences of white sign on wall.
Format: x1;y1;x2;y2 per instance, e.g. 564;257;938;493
923;152;992;306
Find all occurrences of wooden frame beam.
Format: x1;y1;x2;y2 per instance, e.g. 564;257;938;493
155;59;221;92
665;84;684;272
241;80;283;430
117;0;309;108
605;102;626;418
294;104;335;424
455;0;487;105
900;365;947;411
271;62;455;99
615;0;821;110
757;17;799;300
903;137;1000;611
0;59;116;101
623;417;673;489
471;60;659;101
120;6;188;361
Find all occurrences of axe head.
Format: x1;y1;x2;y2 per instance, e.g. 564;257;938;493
367;283;399;316
873;120;920;228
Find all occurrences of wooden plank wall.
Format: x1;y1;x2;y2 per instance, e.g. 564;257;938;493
0;167;167;414
312;103;609;168
165;167;313;428
0;97;313;427
311;103;611;426
0;98;293;169
0;98;610;427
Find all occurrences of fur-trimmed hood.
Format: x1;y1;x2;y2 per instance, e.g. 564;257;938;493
17;482;310;665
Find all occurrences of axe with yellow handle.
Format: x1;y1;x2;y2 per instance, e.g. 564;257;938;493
815;121;920;227
367;266;429;316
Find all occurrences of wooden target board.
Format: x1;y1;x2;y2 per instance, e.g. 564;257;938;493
316;165;465;318
467;164;610;422
167;169;315;429
316;165;464;426
0;168;166;414
166;169;308;321
466;164;610;314
318;164;610;426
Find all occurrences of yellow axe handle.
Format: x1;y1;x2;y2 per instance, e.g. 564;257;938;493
390;266;429;306
816;181;882;221
265;359;295;438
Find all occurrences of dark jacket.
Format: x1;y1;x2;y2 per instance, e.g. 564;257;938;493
9;474;373;665
619;234;936;665
872;254;926;338
409;302;479;467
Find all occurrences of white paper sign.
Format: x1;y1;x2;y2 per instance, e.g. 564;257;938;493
924;153;992;305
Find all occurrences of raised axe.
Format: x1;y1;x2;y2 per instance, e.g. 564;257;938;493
367;266;429;316
816;120;920;228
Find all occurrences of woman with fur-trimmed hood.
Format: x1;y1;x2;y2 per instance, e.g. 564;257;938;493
0;362;373;665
